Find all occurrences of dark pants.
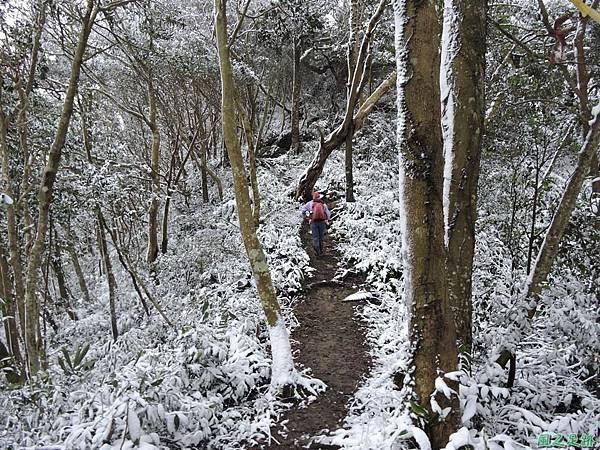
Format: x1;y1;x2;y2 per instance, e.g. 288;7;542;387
310;221;326;255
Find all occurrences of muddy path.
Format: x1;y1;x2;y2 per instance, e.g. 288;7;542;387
263;217;371;449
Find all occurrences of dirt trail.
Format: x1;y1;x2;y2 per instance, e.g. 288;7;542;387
263;219;371;449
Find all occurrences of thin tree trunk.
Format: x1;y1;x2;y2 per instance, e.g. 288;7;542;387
200;142;210;203
215;0;295;389
441;0;487;353
51;230;77;321
345;126;355;202
0;243;24;381
146;77;161;264
0;118;26;337
395;0;459;446
291;38;302;154
345;0;361;202
23;0;97;375
96;209;119;341
237;97;261;226
526;159;541;274
63;222;91;303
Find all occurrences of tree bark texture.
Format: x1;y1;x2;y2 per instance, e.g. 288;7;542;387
0;243;23;381
23;0;97;375
441;0;487;352
395;0;459;447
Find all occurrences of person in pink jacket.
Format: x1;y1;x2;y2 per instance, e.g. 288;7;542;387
299;192;331;256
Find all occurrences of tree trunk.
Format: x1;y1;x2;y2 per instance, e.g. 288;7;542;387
51;231;77;321
294;0;389;201
237;97;261;226
96;209;119;341
200;142;210;203
395;0;459;447
441;0;487;353
526;106;600;315
0;243;24;382
295;69;396;201
215;0;295;389
23;0;97;375
345;0;361;202
573;7;599;196
0;117;26;337
345;126;355;202
63;222;91;303
146;77;161;264
291;38;302;154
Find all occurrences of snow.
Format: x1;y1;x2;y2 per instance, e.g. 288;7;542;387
342;290;374;302
440;0;460;244
435;376;457;398
394;0;412;313
127;402;142;442
0;192;14;205
443;427;478;450
268;316;295;390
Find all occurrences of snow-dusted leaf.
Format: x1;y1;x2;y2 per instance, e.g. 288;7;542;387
411;426;432;450
128;403;142;443
461;395;477;423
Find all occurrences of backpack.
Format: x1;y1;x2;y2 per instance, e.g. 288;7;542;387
311;201;327;221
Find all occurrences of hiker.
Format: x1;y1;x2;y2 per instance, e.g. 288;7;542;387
300;192;331;256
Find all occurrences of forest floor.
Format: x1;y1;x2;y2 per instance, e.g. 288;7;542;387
261;217;371;449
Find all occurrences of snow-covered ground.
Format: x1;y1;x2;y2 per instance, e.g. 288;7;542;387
1;120;598;449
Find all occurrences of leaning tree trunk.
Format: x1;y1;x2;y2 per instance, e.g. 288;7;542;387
23;0;97;375
237;97;261;226
526;106;600;314
295;69;396;201
294;0;389;201
215;0;294;389
441;0;487;353
395;0;459;447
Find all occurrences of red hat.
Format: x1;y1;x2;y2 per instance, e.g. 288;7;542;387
313;192;322;200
